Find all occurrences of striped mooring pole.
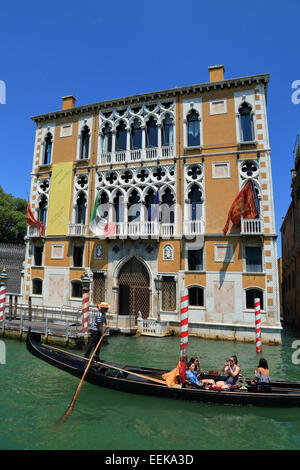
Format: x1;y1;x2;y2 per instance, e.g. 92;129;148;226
255;297;262;353
180;288;189;360
81;272;91;340
0;268;8;323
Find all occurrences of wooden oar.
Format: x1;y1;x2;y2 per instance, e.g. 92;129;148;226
97;361;170;385
57;330;106;425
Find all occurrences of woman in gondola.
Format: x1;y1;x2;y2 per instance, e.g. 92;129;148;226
252;358;271;392
216;355;241;389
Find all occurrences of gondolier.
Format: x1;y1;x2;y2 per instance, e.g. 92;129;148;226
84;302;110;362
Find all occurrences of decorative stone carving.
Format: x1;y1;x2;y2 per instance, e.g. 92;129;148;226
94;244;104;259
163;244;174;261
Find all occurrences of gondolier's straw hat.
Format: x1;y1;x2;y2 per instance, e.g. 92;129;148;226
97;302;110;309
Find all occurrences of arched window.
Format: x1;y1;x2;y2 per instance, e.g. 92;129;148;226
80;125;90;159
188;184;203;221
246;288;264;310
131;119;142;150
113;190;124;223
188;286;204;307
32;278;43;295
71;280;82;298
145;188;157;222
162;114;173;146
75;192;87;224
102;123;112;153
161;187;175;224
239;102;254;142
43;132;53;164
146;116;158;148
116;121;127;151
128;189;141;222
37;194;48;226
187;110;200;147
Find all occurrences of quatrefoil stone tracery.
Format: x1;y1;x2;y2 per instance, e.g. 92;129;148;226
240;160;259;179
76;175;88;189
38;179;49;193
185;164;203;182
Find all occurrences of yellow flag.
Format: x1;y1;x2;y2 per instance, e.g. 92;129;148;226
46;162;73;235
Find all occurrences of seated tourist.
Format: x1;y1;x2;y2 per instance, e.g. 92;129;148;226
252;358;271;391
190;356;201;375
186;360;216;387
216;355;241;389
186;361;201;386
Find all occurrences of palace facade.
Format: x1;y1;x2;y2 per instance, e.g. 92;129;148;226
23;65;282;342
281;135;300;327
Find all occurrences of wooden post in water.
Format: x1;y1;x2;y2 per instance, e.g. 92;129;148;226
19;311;24;340
14;295;18;320
66;320;69;347
45;316;48;343
9;295;13;321
28;296;32;322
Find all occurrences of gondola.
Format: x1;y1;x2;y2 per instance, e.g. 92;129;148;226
26;329;300;407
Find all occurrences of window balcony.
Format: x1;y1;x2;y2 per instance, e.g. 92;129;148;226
115;221;160;238
183;219;205;237
93;221;177;238
241;217;264;235
68;223;87;237
99;146;174;165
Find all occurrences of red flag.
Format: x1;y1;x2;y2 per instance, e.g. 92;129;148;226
222;180;258;235
26;202;45;236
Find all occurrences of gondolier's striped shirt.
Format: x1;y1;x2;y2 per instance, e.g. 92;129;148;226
91;310;107;331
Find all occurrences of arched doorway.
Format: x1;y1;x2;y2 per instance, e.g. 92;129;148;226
118;257;150;319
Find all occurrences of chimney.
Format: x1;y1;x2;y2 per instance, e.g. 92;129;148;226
62;95;77;110
208;65;225;82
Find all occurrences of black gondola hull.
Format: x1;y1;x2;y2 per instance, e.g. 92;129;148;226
26;329;300;407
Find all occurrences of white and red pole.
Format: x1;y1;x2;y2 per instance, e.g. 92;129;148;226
81;272;91;341
0;268;8;323
180;288;189;360
255;297;262;353
82;291;89;339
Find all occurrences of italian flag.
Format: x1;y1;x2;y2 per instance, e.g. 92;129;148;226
89;196;115;237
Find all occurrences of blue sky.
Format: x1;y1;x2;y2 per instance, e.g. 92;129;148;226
0;0;299;256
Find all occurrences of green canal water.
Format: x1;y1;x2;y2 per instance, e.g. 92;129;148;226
1;328;300;450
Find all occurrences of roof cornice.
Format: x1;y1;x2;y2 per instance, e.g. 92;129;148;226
31;73;270;123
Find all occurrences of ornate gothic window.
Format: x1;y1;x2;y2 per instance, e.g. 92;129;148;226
239;102;254;142
162;114;173;146
128;189;141;222
103;123;112;153
131;119;142;150
37;194;48;226
43;132;53;164
146;116;158;148
75;192;87;224
188;184;203;220
187;110;200;147
161;187;175;224
113;190;124;223
80;125;90;159
116;121;127;151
